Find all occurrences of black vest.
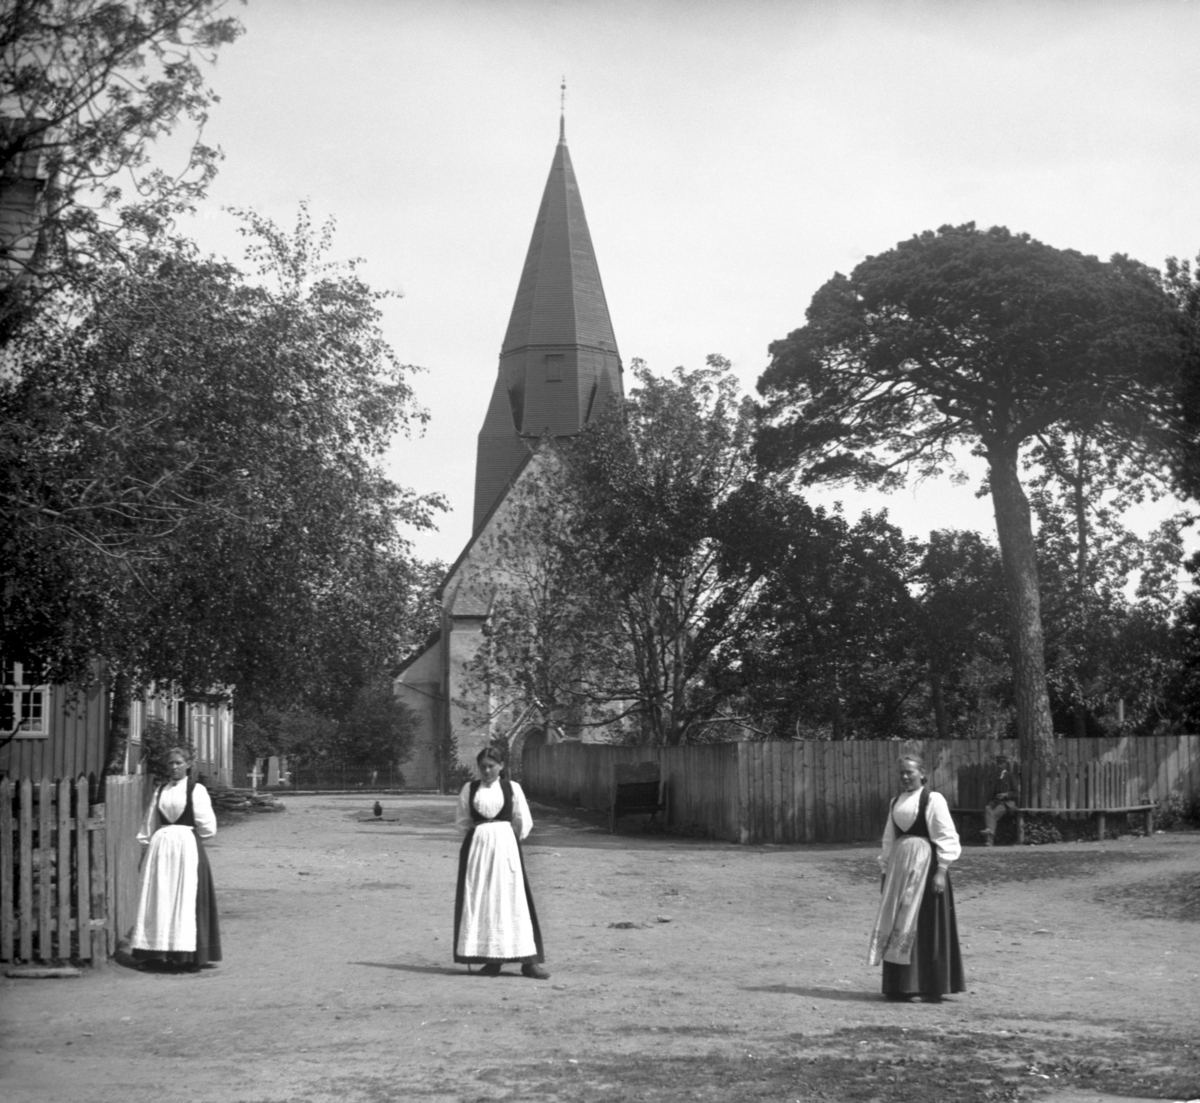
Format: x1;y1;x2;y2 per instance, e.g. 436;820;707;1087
468;779;514;824
892;786;931;841
156;778;198;828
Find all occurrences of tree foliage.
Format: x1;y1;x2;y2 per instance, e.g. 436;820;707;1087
721;487;1012;742
757;223;1185;763
462;358;773;746
1026;429;1189;736
1;0;243;337
1;207;445;716
1162;253;1200;503
910;528;1011;739
237;677;420;770
721;494;921;739
566;358;773;744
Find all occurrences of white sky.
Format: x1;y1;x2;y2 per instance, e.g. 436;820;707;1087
176;0;1200;570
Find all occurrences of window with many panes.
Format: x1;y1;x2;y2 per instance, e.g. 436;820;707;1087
2;659;48;738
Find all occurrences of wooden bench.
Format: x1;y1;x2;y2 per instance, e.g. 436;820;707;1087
609;762;667;834
952;761;1154;844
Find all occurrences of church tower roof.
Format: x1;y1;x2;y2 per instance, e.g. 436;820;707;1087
473;119;623;531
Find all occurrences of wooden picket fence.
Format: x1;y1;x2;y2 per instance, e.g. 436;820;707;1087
523;734;1200;845
0;774;145;964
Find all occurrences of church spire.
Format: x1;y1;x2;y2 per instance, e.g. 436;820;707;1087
472;119;623;531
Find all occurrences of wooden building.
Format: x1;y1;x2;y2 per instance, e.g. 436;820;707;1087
1;659;233;786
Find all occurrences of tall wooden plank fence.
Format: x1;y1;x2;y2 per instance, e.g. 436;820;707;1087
523;735;1200;845
0;773;146;964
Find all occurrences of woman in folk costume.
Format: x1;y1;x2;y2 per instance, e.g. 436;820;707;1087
453;746;549;979
867;754;964;1002
131;746;222;971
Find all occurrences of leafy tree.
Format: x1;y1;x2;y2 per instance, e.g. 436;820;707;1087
912;529;1010;740
0;209;444;764
568;358;772;744
1;0;243;339
1162;253;1200;502
723;493;926;740
1026;428;1189;735
336;676;419;768
234;706;335;768
727;510;1013;741
1165;565;1200;731
461;359;771;746
757;223;1183;766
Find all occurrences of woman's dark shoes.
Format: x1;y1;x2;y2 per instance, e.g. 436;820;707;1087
521;962;550;980
478;962;502;977
883;992;913;1002
921;993;944;1003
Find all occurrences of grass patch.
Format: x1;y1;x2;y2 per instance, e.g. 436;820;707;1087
1101;871;1200;921
456;1026;1200;1103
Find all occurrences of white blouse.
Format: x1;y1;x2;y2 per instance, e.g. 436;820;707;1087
137;777;217;843
879;787;961;869
455;778;533;841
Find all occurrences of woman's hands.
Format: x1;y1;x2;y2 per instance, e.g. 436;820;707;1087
932;868;948;895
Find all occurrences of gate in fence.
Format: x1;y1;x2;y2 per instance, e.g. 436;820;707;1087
0;773;145;965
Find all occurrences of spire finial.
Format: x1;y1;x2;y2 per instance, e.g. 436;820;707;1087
559;76;566;141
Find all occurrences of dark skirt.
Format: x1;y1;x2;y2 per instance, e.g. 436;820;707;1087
881;865;964;997
133;835;222;968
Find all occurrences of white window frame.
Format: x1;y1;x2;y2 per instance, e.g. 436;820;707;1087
2;660;49;739
129;697;144;744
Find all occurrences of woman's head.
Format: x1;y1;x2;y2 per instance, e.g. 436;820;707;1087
476;745;505;782
164;745;193;781
898;754;927;791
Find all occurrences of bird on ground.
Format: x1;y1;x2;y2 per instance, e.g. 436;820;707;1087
373;800;383;819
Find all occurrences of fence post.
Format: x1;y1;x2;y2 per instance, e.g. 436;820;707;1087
37;778;52;961
734;744;744;844
88;800;108;964
19;778;33;961
74;776;90;961
57;777;71;960
0;779;13;961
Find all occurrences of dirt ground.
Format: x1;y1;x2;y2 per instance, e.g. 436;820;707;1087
2;792;1198;1103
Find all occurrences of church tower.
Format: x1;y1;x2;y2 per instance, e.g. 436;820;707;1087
472;118;623;530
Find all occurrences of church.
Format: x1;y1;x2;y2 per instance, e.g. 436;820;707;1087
395;118;624;788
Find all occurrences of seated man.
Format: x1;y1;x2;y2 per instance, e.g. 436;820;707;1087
982;754;1019;846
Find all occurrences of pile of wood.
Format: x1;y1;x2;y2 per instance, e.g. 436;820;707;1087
207;786;286;814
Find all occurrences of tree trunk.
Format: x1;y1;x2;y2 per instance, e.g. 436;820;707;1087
987;443;1055;770
1071;439;1090;741
104;671;133;776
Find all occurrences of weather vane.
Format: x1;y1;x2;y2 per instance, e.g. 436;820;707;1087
559;75;567;140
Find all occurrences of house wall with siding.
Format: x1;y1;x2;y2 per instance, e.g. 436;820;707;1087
0;682;109;782
1;683;233;786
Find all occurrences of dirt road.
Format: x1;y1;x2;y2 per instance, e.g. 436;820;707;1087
2;793;1197;1102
